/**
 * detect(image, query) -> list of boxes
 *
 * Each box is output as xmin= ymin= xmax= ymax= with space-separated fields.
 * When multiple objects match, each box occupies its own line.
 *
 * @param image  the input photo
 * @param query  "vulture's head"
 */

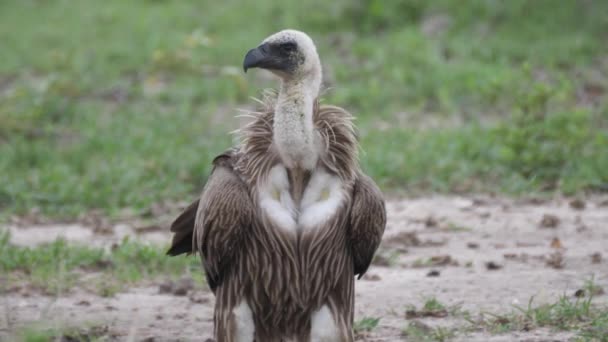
xmin=243 ymin=29 xmax=321 ymax=81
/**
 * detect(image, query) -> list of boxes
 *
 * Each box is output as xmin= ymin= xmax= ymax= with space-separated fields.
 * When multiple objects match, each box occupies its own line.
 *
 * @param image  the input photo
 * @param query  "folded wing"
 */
xmin=349 ymin=173 xmax=386 ymax=279
xmin=167 ymin=153 xmax=253 ymax=291
xmin=167 ymin=199 xmax=199 ymax=256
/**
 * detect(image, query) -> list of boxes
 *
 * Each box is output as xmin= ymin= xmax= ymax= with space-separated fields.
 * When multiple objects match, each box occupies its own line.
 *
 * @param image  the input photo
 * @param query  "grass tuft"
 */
xmin=423 ymin=298 xmax=447 ymax=312
xmin=480 ymin=293 xmax=608 ymax=341
xmin=354 ymin=316 xmax=381 ymax=333
xmin=0 ymin=231 xmax=202 ymax=293
xmin=15 ymin=324 xmax=113 ymax=342
xmin=402 ymin=322 xmax=456 ymax=342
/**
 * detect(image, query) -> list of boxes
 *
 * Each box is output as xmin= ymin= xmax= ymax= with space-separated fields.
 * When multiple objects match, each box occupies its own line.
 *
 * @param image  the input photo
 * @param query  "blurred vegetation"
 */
xmin=1 ymin=0 xmax=607 ymax=218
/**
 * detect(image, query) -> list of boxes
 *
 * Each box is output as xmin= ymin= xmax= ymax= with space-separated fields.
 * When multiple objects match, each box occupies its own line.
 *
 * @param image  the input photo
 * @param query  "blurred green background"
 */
xmin=1 ymin=0 xmax=607 ymax=218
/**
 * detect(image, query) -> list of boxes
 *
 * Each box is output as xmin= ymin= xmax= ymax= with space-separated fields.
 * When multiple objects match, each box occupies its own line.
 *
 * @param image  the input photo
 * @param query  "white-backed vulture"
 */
xmin=167 ymin=29 xmax=386 ymax=342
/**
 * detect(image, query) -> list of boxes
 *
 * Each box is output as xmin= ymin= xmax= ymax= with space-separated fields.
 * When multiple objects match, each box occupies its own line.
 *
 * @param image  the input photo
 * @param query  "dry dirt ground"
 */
xmin=1 ymin=195 xmax=607 ymax=341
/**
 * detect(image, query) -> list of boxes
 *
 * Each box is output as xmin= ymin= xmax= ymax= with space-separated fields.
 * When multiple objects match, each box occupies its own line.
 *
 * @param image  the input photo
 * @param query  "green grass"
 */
xmin=480 ymin=294 xmax=608 ymax=341
xmin=1 ymin=0 xmax=608 ymax=218
xmin=423 ymin=298 xmax=447 ymax=312
xmin=402 ymin=322 xmax=455 ymax=342
xmin=354 ymin=316 xmax=381 ymax=334
xmin=405 ymin=297 xmax=451 ymax=318
xmin=0 ymin=231 xmax=202 ymax=294
xmin=400 ymin=292 xmax=608 ymax=341
xmin=13 ymin=324 xmax=113 ymax=342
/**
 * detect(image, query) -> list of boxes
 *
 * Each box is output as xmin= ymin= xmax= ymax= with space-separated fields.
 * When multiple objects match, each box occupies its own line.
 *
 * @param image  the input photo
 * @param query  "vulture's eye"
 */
xmin=279 ymin=42 xmax=297 ymax=53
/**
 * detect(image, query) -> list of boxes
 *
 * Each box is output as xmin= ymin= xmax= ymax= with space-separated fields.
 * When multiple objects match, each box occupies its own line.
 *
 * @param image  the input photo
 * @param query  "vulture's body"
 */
xmin=168 ymin=30 xmax=386 ymax=342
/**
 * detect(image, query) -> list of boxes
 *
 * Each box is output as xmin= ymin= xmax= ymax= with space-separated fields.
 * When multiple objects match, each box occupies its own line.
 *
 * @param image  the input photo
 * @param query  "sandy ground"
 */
xmin=1 ymin=195 xmax=607 ymax=341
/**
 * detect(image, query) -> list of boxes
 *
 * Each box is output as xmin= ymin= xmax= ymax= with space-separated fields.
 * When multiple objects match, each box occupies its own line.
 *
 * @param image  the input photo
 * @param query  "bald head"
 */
xmin=243 ymin=29 xmax=321 ymax=81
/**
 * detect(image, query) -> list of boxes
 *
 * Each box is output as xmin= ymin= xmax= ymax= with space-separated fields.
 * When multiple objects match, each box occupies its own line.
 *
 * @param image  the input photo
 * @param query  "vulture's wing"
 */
xmin=167 ymin=153 xmax=253 ymax=291
xmin=349 ymin=172 xmax=386 ymax=279
xmin=167 ymin=199 xmax=199 ymax=256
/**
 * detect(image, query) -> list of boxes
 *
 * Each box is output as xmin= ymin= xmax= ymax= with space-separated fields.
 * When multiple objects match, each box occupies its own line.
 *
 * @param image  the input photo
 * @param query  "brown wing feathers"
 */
xmin=349 ymin=173 xmax=386 ymax=279
xmin=167 ymin=150 xmax=253 ymax=292
xmin=194 ymin=164 xmax=253 ymax=291
xmin=166 ymin=199 xmax=198 ymax=256
xmin=166 ymin=150 xmax=239 ymax=257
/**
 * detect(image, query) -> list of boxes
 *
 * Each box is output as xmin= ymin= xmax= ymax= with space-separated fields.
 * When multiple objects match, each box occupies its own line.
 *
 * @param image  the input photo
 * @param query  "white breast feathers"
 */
xmin=259 ymin=166 xmax=298 ymax=233
xmin=259 ymin=166 xmax=345 ymax=234
xmin=299 ymin=169 xmax=345 ymax=229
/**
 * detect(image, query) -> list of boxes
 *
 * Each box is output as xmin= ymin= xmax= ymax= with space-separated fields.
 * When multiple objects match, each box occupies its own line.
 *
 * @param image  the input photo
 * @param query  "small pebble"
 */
xmin=485 ymin=261 xmax=503 ymax=270
xmin=591 ymin=252 xmax=602 ymax=264
xmin=466 ymin=242 xmax=479 ymax=249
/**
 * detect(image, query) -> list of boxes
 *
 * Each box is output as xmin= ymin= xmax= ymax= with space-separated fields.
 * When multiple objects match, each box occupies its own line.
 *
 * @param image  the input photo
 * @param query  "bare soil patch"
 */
xmin=2 ymin=195 xmax=607 ymax=341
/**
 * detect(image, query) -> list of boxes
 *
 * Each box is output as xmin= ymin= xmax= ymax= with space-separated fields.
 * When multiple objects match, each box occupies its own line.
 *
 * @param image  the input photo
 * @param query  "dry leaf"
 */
xmin=569 ymin=198 xmax=586 ymax=210
xmin=546 ymin=252 xmax=564 ymax=269
xmin=550 ymin=237 xmax=564 ymax=249
xmin=540 ymin=214 xmax=560 ymax=228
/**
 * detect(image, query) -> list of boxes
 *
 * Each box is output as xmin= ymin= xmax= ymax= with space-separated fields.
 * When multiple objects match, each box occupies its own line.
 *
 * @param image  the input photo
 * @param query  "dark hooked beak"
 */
xmin=243 ymin=43 xmax=273 ymax=73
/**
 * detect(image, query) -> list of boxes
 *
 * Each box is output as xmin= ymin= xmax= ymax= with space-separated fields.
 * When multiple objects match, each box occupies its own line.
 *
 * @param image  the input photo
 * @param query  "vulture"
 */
xmin=167 ymin=29 xmax=386 ymax=342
